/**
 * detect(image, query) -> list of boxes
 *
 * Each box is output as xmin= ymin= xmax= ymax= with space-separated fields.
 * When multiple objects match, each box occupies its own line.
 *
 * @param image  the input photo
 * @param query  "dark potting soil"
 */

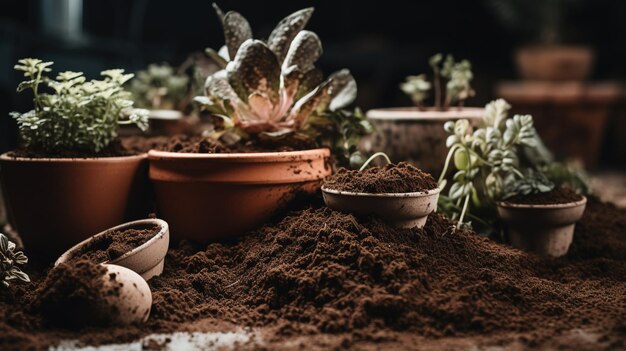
xmin=324 ymin=162 xmax=438 ymax=193
xmin=156 ymin=135 xmax=314 ymax=153
xmin=503 ymin=187 xmax=584 ymax=205
xmin=69 ymin=224 xmax=159 ymax=263
xmin=7 ymin=139 xmax=139 ymax=159
xmin=0 ymin=197 xmax=624 ymax=350
xmin=33 ymin=260 xmax=117 ymax=329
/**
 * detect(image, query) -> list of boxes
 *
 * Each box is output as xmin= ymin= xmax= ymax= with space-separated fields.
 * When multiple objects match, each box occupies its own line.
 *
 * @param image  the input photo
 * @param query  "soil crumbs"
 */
xmin=0 ymin=197 xmax=624 ymax=350
xmin=324 ymin=162 xmax=439 ymax=193
xmin=68 ymin=224 xmax=159 ymax=263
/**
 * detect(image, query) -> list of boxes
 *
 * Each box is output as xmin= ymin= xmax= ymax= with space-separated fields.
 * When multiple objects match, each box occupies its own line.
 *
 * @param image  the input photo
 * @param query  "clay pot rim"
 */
xmin=496 ymin=196 xmax=587 ymax=209
xmin=0 ymin=152 xmax=147 ymax=163
xmin=148 ymin=147 xmax=330 ymax=162
xmin=366 ymin=107 xmax=485 ymax=121
xmin=54 ymin=218 xmax=169 ymax=267
xmin=148 ymin=109 xmax=184 ymax=120
xmin=321 ymin=185 xmax=441 ymax=198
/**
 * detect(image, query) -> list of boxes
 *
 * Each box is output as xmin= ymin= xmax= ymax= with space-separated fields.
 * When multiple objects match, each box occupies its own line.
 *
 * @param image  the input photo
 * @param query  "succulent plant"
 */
xmin=0 ymin=233 xmax=29 ymax=288
xmin=195 ymin=4 xmax=362 ymax=154
xmin=130 ymin=63 xmax=190 ymax=110
xmin=401 ymin=54 xmax=475 ymax=111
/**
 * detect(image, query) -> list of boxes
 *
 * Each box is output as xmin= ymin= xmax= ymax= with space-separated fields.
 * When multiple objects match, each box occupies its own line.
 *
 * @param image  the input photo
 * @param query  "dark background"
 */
xmin=1 ymin=0 xmax=625 ymax=165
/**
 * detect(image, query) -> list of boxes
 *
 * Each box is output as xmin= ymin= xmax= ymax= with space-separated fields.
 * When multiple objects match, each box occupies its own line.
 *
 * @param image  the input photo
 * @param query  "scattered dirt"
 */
xmin=154 ymin=135 xmax=315 ymax=154
xmin=503 ymin=187 xmax=584 ymax=205
xmin=7 ymin=139 xmax=139 ymax=159
xmin=323 ymin=162 xmax=438 ymax=193
xmin=0 ymin=197 xmax=623 ymax=350
xmin=68 ymin=224 xmax=159 ymax=263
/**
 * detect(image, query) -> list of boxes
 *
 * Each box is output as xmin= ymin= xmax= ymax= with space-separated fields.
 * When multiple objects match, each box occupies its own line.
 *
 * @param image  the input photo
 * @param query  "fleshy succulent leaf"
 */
xmin=296 ymin=68 xmax=324 ymax=100
xmin=282 ymin=30 xmax=322 ymax=73
xmin=289 ymin=79 xmax=331 ymax=127
xmin=227 ymin=39 xmax=281 ymax=105
xmin=213 ymin=4 xmax=253 ymax=60
xmin=267 ymin=7 xmax=315 ymax=61
xmin=326 ymin=69 xmax=357 ymax=111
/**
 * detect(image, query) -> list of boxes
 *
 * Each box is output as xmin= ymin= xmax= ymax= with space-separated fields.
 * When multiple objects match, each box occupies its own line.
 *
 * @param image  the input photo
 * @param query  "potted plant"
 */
xmin=438 ymin=98 xmax=587 ymax=256
xmin=367 ymin=54 xmax=483 ymax=174
xmin=148 ymin=5 xmax=370 ymax=242
xmin=321 ymin=153 xmax=441 ymax=228
xmin=129 ymin=63 xmax=193 ymax=135
xmin=485 ymin=0 xmax=593 ymax=81
xmin=0 ymin=59 xmax=149 ymax=260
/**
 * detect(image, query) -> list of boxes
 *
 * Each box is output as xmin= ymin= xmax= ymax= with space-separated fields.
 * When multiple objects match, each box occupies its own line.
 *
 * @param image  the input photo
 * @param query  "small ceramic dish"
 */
xmin=321 ymin=186 xmax=441 ymax=228
xmin=55 ymin=218 xmax=170 ymax=280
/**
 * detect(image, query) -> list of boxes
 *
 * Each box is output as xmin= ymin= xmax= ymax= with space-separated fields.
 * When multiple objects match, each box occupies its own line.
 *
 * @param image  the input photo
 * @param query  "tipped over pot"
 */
xmin=55 ymin=218 xmax=170 ymax=280
xmin=149 ymin=148 xmax=331 ymax=242
xmin=497 ymin=194 xmax=587 ymax=257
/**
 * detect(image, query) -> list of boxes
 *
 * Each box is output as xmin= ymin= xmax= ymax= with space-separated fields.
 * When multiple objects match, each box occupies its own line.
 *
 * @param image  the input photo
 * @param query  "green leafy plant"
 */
xmin=11 ymin=58 xmax=149 ymax=153
xmin=0 ymin=233 xmax=29 ymax=288
xmin=438 ymin=99 xmax=587 ymax=230
xmin=400 ymin=54 xmax=475 ymax=111
xmin=194 ymin=5 xmax=370 ymax=163
xmin=130 ymin=63 xmax=190 ymax=110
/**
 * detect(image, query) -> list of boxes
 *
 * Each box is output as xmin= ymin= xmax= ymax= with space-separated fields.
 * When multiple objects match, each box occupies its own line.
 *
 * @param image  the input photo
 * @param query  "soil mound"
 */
xmin=503 ymin=187 xmax=584 ymax=205
xmin=69 ymin=224 xmax=159 ymax=263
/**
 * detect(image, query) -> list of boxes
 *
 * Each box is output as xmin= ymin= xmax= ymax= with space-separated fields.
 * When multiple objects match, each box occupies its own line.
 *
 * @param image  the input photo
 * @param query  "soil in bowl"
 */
xmin=502 ymin=187 xmax=584 ymax=205
xmin=68 ymin=224 xmax=160 ymax=263
xmin=323 ymin=161 xmax=438 ymax=193
xmin=0 ymin=197 xmax=623 ymax=350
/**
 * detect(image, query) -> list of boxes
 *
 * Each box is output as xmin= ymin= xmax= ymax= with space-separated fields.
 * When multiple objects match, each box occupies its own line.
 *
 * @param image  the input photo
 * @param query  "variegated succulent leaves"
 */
xmin=195 ymin=4 xmax=357 ymax=138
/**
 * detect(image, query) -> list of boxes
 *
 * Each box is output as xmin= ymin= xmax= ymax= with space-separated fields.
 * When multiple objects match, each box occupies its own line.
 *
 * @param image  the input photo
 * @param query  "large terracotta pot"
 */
xmin=148 ymin=148 xmax=331 ymax=242
xmin=0 ymin=153 xmax=149 ymax=261
xmin=497 ymin=196 xmax=587 ymax=257
xmin=515 ymin=45 xmax=594 ymax=81
xmin=366 ymin=107 xmax=484 ymax=175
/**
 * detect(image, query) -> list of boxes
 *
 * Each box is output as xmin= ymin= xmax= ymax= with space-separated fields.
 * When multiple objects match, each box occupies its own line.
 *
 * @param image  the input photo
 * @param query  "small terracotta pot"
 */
xmin=0 ymin=153 xmax=149 ymax=261
xmin=55 ymin=218 xmax=170 ymax=280
xmin=366 ymin=107 xmax=484 ymax=174
xmin=148 ymin=109 xmax=187 ymax=136
xmin=148 ymin=148 xmax=331 ymax=242
xmin=497 ymin=196 xmax=587 ymax=257
xmin=321 ymin=186 xmax=441 ymax=228
xmin=515 ymin=45 xmax=594 ymax=81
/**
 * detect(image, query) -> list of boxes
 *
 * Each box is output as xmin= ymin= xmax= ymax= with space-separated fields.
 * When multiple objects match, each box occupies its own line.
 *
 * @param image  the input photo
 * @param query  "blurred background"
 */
xmin=1 ymin=0 xmax=625 ymax=203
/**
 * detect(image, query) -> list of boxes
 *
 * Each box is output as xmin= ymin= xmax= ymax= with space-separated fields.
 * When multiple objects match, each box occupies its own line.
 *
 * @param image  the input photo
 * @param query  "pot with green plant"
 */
xmin=148 ymin=5 xmax=371 ymax=242
xmin=367 ymin=54 xmax=483 ymax=174
xmin=0 ymin=59 xmax=150 ymax=260
xmin=486 ymin=0 xmax=593 ymax=81
xmin=321 ymin=153 xmax=441 ymax=228
xmin=130 ymin=63 xmax=193 ymax=135
xmin=438 ymin=98 xmax=587 ymax=256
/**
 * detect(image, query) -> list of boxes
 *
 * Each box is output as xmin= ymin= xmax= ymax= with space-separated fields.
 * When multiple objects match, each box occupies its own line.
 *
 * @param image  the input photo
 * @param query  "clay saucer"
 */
xmin=321 ymin=186 xmax=441 ymax=228
xmin=55 ymin=218 xmax=170 ymax=280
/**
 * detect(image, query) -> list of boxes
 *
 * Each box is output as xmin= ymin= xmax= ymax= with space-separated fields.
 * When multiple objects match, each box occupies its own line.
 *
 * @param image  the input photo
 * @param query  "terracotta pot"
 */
xmin=321 ymin=186 xmax=440 ymax=228
xmin=515 ymin=45 xmax=594 ymax=81
xmin=366 ymin=107 xmax=484 ymax=175
xmin=497 ymin=196 xmax=587 ymax=257
xmin=55 ymin=218 xmax=170 ymax=280
xmin=148 ymin=148 xmax=331 ymax=242
xmin=148 ymin=109 xmax=188 ymax=136
xmin=0 ymin=153 xmax=149 ymax=261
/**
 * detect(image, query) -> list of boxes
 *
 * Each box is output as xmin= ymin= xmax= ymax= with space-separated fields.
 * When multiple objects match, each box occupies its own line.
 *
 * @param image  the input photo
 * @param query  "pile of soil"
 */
xmin=324 ymin=162 xmax=438 ymax=193
xmin=8 ymin=139 xmax=139 ymax=159
xmin=503 ymin=187 xmax=584 ymax=205
xmin=33 ymin=260 xmax=116 ymax=328
xmin=68 ymin=224 xmax=159 ymax=263
xmin=0 ymin=197 xmax=623 ymax=350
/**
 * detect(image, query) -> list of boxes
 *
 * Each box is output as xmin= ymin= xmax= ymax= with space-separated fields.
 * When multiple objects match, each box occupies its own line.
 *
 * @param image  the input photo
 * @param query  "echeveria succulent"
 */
xmin=196 ymin=5 xmax=357 ymax=138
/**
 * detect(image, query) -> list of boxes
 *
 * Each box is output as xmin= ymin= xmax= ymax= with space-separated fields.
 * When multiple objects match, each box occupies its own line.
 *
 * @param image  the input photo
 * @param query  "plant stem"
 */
xmin=359 ymin=152 xmax=392 ymax=171
xmin=434 ymin=72 xmax=441 ymax=110
xmin=456 ymin=193 xmax=471 ymax=230
xmin=438 ymin=144 xmax=461 ymax=184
